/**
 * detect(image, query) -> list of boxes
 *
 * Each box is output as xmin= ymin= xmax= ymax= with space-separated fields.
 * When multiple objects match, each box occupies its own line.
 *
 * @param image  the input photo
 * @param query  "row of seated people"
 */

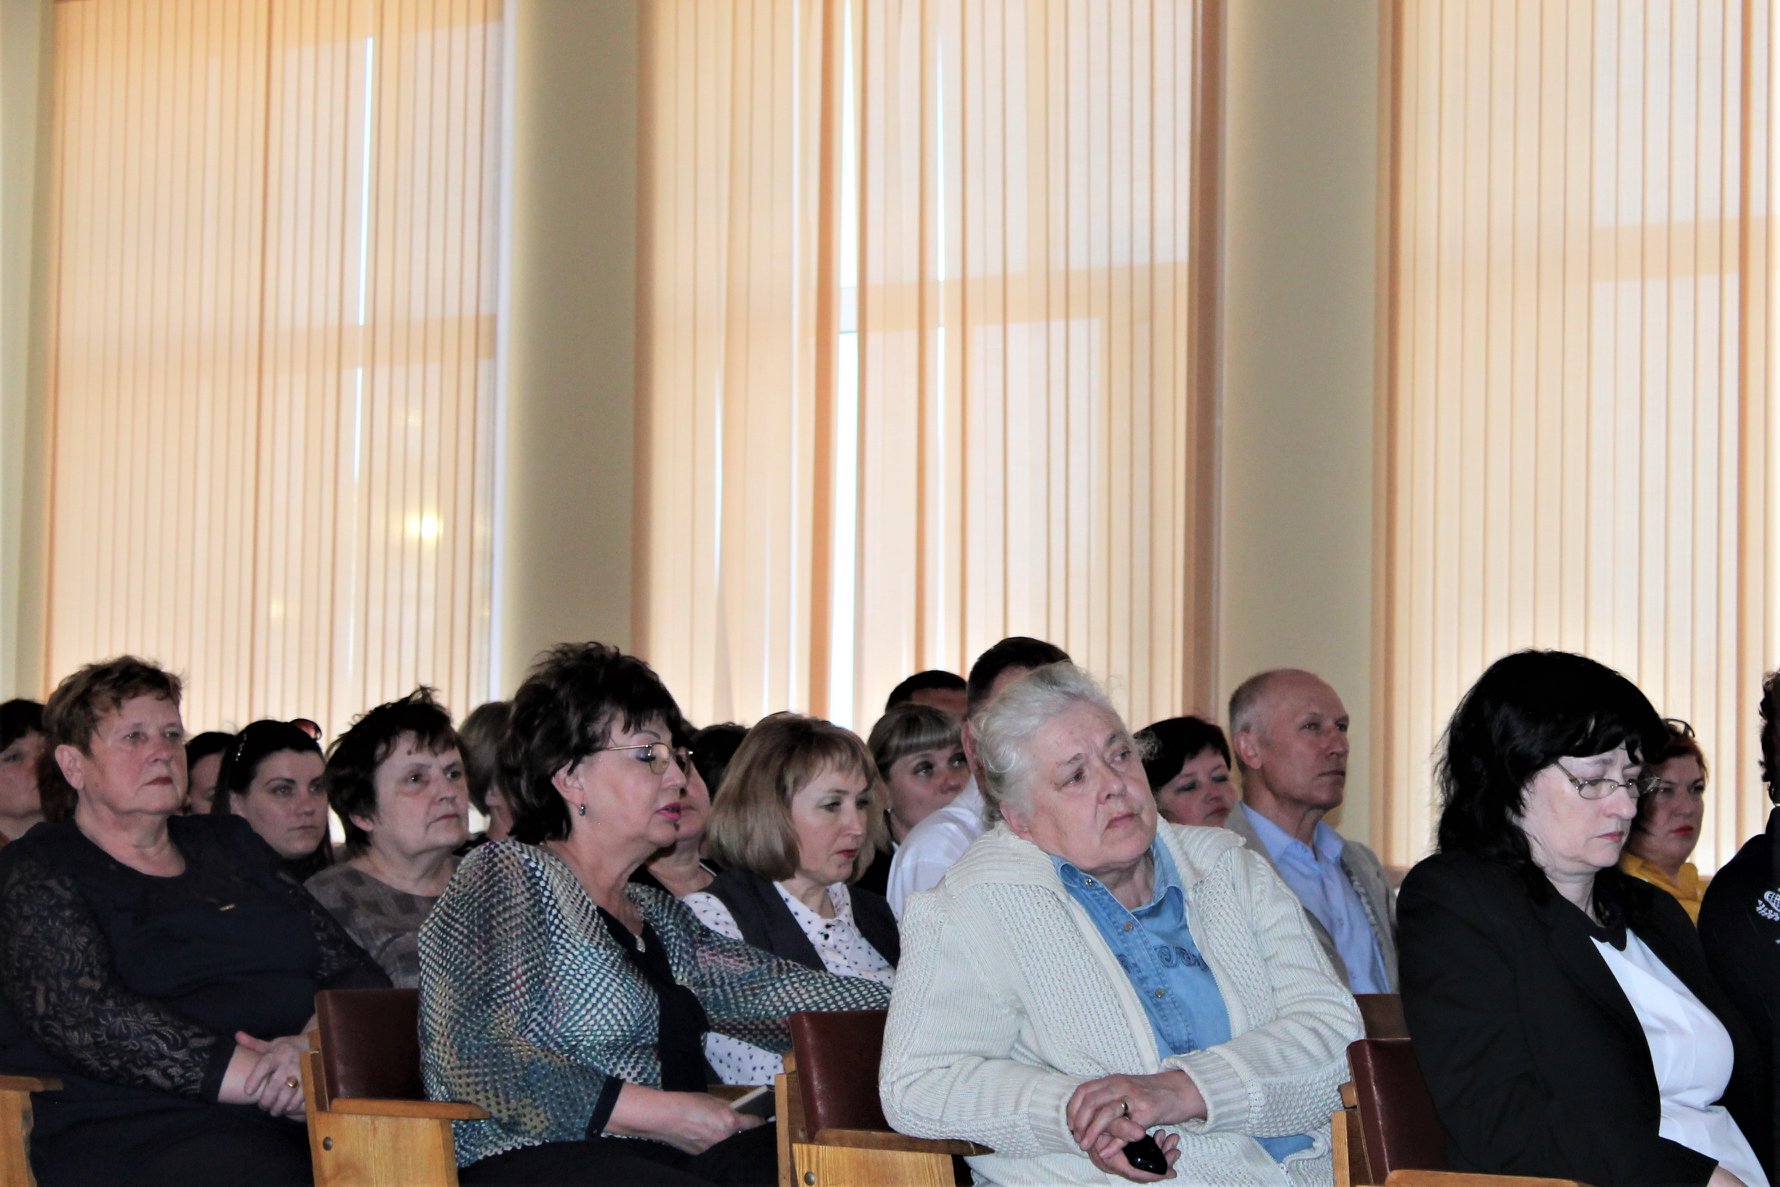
xmin=0 ymin=640 xmax=1773 ymax=1185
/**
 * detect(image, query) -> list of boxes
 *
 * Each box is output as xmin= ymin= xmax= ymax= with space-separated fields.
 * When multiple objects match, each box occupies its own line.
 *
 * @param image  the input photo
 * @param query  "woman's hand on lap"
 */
xmin=648 ymin=1092 xmax=762 ymax=1155
xmin=1067 ymin=1070 xmax=1202 ymax=1158
xmin=236 ymin=1031 xmax=309 ymax=1119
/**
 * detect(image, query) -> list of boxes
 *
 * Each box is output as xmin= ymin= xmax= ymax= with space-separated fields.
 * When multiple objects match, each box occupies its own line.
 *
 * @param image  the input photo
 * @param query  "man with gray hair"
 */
xmin=1223 ymin=668 xmax=1397 ymax=992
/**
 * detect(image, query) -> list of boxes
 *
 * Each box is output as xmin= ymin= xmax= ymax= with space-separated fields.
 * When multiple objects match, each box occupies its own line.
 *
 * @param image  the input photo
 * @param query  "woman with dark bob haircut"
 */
xmin=0 ymin=656 xmax=386 ymax=1186
xmin=1137 ymin=715 xmax=1236 ymax=828
xmin=0 ymin=698 xmax=46 ymax=843
xmin=1400 ymin=650 xmax=1771 ymax=1187
xmin=418 ymin=643 xmax=887 ymax=1186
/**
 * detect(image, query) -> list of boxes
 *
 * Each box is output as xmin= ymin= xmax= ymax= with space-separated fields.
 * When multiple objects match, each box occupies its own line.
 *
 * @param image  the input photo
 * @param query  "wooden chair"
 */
xmin=302 ymin=988 xmax=488 ymax=1187
xmin=775 ymin=1009 xmax=988 ymax=1187
xmin=1333 ymin=1036 xmax=1591 ymax=1187
xmin=0 ymin=1073 xmax=59 ymax=1187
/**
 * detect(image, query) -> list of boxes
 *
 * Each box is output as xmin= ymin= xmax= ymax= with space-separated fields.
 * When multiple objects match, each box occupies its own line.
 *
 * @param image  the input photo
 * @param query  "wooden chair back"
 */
xmin=304 ymin=987 xmax=487 ymax=1187
xmin=1333 ymin=1035 xmax=1594 ymax=1187
xmin=1348 ymin=1037 xmax=1445 ymax=1178
xmin=0 ymin=1074 xmax=60 ymax=1187
xmin=775 ymin=1009 xmax=987 ymax=1187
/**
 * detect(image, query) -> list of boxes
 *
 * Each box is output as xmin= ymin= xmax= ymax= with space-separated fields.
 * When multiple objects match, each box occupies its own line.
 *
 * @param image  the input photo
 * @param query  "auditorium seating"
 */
xmin=777 ymin=1008 xmax=987 ymax=1187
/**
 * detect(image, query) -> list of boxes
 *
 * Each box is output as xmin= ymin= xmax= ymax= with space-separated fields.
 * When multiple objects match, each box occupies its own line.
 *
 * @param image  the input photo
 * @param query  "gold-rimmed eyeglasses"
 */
xmin=589 ymin=742 xmax=692 ymax=776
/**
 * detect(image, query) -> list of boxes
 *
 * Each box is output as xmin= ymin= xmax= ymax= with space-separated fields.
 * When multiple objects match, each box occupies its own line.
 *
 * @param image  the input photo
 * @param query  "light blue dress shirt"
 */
xmin=1051 ymin=836 xmax=1314 ymax=1162
xmin=1239 ymin=805 xmax=1391 ymax=994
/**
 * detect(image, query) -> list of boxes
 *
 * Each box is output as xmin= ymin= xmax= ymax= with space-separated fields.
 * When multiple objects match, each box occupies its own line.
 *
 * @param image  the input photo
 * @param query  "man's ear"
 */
xmin=1233 ymin=728 xmax=1264 ymax=772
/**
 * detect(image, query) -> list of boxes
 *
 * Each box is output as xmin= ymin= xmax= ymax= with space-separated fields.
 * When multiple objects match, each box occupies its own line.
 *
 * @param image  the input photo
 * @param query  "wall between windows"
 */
xmin=1220 ymin=1 xmax=1382 ymax=845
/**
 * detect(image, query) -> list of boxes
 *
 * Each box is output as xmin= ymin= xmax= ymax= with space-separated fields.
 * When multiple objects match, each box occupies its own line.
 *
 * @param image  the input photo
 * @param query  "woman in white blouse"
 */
xmin=687 ymin=713 xmax=898 ymax=1083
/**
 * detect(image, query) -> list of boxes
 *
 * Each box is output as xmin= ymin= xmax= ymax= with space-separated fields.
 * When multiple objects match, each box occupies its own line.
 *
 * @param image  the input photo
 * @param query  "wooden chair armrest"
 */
xmin=326 ymin=1096 xmax=489 ymax=1121
xmin=0 ymin=1075 xmax=60 ymax=1093
xmin=1384 ymin=1172 xmax=1593 ymax=1187
xmin=1339 ymin=1080 xmax=1356 ymax=1108
xmin=810 ymin=1127 xmax=990 ymax=1157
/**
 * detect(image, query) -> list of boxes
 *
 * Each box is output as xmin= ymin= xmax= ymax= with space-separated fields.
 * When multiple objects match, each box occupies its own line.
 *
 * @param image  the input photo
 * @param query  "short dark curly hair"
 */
xmin=325 ymin=688 xmax=459 ymax=856
xmin=1759 ymin=670 xmax=1780 ymax=805
xmin=504 ymin=643 xmax=685 ymax=845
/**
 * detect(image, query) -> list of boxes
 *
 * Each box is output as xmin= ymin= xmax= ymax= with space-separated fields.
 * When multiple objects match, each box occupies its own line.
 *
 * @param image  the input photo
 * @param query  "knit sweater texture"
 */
xmin=880 ymin=822 xmax=1360 ymax=1186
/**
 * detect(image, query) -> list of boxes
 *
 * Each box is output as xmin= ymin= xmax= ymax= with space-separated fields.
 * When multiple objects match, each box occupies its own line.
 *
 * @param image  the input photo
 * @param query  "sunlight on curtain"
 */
xmin=639 ymin=0 xmax=1221 ymax=733
xmin=44 ymin=0 xmax=502 ymax=741
xmin=1378 ymin=0 xmax=1775 ymax=872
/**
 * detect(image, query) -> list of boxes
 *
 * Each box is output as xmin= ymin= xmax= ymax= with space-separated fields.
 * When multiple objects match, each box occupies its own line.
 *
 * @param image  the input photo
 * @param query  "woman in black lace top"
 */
xmin=0 ymin=657 xmax=388 ymax=1187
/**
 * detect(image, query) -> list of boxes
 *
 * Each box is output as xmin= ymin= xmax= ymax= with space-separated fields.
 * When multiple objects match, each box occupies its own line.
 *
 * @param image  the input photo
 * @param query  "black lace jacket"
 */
xmin=0 ymin=814 xmax=386 ymax=1106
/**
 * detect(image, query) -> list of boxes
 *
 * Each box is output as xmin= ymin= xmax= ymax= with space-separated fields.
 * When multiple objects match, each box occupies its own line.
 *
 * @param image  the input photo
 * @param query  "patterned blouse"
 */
xmin=306 ymin=861 xmax=453 ymax=988
xmin=417 ymin=840 xmax=890 ymax=1168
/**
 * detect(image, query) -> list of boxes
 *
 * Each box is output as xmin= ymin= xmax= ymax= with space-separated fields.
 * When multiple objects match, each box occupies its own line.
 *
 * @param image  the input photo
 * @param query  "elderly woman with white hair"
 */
xmin=880 ymin=663 xmax=1361 ymax=1186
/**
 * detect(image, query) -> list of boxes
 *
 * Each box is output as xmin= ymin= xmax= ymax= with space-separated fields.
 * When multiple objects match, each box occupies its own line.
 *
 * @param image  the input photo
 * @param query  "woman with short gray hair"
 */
xmin=881 ymin=662 xmax=1360 ymax=1186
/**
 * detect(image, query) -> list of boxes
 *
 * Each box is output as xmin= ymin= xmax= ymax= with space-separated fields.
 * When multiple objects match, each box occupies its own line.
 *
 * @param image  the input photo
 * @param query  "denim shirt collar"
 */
xmin=1048 ymin=833 xmax=1183 ymax=914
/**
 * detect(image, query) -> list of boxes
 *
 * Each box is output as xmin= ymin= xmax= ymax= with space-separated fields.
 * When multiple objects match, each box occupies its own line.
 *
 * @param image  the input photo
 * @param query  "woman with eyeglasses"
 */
xmin=1400 ymin=650 xmax=1769 ymax=1187
xmin=418 ymin=643 xmax=888 ymax=1186
xmin=1618 ymin=719 xmax=1711 ymax=923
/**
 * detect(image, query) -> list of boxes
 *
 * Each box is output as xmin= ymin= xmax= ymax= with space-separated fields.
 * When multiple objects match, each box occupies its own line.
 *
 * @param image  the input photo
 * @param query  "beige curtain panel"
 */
xmin=637 ymin=0 xmax=1223 ymax=732
xmin=1377 ymin=0 xmax=1776 ymax=871
xmin=43 ymin=0 xmax=503 ymax=740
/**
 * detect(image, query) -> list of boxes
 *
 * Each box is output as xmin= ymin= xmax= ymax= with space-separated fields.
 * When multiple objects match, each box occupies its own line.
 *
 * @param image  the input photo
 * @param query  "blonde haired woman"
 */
xmin=686 ymin=713 xmax=898 ymax=1084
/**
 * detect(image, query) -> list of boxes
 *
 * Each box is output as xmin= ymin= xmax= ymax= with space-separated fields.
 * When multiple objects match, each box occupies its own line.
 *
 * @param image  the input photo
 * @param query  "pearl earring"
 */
xmin=576 ymin=802 xmax=587 ymax=817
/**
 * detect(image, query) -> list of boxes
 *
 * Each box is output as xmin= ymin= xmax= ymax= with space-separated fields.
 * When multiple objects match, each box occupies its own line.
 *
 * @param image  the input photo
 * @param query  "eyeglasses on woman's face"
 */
xmin=589 ymin=741 xmax=692 ymax=776
xmin=1551 ymin=761 xmax=1654 ymax=801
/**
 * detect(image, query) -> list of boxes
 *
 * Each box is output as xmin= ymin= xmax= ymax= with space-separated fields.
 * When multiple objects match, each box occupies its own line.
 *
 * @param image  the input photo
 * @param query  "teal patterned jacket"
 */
xmin=418 ymin=840 xmax=890 ymax=1167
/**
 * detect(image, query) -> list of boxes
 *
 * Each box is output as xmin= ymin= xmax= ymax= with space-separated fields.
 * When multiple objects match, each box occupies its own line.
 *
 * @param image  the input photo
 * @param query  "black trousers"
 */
xmin=461 ymin=1124 xmax=778 ymax=1187
xmin=35 ymin=1107 xmax=311 ymax=1187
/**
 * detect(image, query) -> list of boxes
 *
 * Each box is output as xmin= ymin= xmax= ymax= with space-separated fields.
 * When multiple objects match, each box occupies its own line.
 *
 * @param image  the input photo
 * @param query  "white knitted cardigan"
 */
xmin=880 ymin=822 xmax=1361 ymax=1187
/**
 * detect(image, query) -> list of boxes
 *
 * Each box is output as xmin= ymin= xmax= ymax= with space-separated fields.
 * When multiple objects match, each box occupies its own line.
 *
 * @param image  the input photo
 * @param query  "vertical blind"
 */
xmin=1378 ymin=0 xmax=1775 ymax=871
xmin=44 ymin=0 xmax=502 ymax=740
xmin=638 ymin=0 xmax=1222 ymax=733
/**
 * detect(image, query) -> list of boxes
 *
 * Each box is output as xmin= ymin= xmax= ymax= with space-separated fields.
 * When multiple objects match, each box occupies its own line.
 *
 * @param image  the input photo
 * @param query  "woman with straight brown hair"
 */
xmin=686 ymin=713 xmax=898 ymax=1084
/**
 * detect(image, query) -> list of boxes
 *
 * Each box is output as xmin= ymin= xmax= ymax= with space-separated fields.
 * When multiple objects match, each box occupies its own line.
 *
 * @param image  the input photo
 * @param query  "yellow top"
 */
xmin=1617 ymin=852 xmax=1706 ymax=924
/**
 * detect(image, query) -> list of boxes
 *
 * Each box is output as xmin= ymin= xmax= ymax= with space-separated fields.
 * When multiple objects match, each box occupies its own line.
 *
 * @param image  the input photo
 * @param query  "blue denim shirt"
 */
xmin=1239 ymin=805 xmax=1391 ymax=994
xmin=1051 ymin=836 xmax=1315 ymax=1162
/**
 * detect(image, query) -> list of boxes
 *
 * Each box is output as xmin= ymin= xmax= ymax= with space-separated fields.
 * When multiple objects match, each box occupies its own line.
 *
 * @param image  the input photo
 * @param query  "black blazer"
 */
xmin=1399 ymin=851 xmax=1771 ymax=1187
xmin=704 ymin=867 xmax=900 ymax=972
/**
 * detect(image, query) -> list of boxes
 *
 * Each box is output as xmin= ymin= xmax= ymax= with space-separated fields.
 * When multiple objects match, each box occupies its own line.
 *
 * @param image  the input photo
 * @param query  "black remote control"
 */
xmin=1124 ymin=1133 xmax=1166 ymax=1175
